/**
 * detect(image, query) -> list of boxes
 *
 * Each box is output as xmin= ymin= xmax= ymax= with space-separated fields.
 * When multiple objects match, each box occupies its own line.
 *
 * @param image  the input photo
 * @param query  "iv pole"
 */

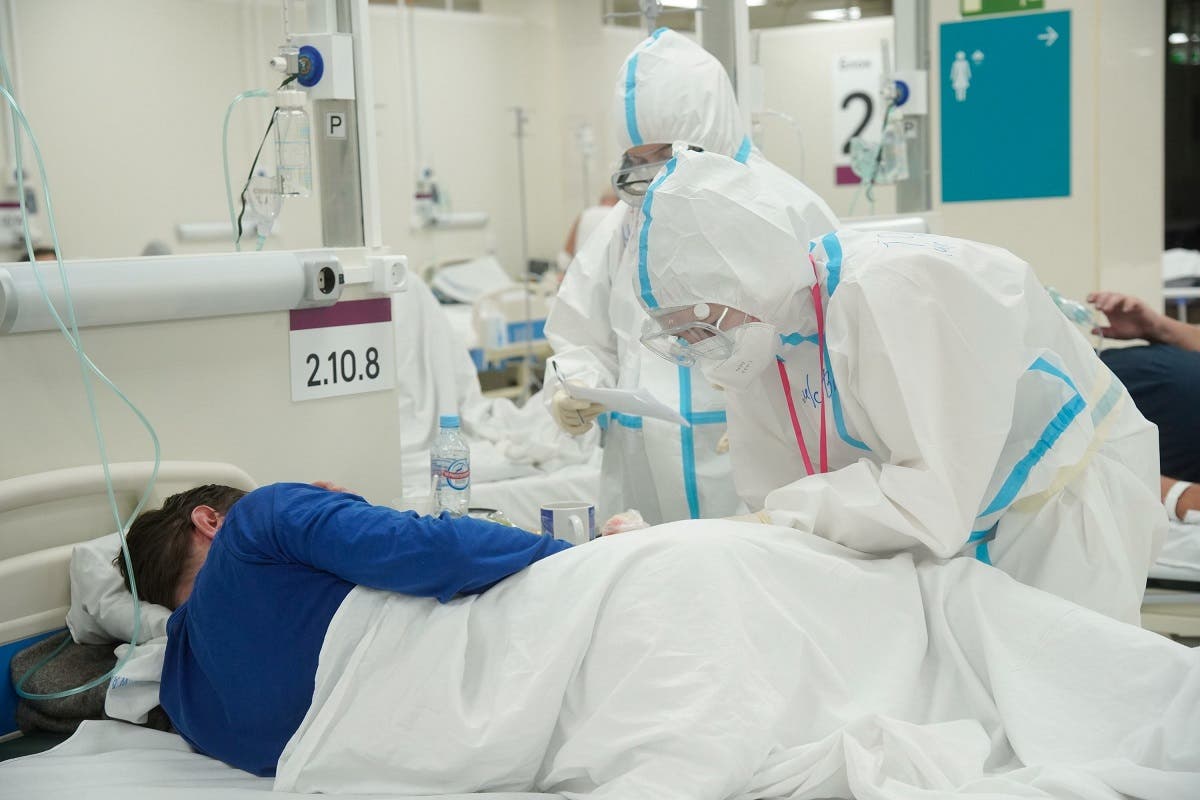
xmin=511 ymin=106 xmax=534 ymax=404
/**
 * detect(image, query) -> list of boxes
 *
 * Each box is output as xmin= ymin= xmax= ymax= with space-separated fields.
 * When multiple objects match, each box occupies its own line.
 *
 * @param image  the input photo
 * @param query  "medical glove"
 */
xmin=551 ymin=389 xmax=606 ymax=436
xmin=600 ymin=509 xmax=650 ymax=536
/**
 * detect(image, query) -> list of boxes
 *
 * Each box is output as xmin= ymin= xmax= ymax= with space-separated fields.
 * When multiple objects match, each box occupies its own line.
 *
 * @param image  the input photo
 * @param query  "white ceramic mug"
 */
xmin=540 ymin=501 xmax=596 ymax=544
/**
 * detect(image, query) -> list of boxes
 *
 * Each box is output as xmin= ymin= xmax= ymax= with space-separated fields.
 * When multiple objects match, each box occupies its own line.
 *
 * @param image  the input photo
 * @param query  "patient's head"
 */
xmin=114 ymin=484 xmax=246 ymax=610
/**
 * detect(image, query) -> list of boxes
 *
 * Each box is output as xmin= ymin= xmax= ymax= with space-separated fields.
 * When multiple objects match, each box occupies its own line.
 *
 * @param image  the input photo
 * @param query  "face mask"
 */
xmin=698 ymin=322 xmax=777 ymax=392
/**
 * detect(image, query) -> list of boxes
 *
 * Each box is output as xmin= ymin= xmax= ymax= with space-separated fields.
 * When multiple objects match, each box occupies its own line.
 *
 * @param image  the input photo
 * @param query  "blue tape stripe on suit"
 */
xmin=636 ymin=158 xmax=677 ymax=310
xmin=679 ymin=366 xmax=701 ymax=519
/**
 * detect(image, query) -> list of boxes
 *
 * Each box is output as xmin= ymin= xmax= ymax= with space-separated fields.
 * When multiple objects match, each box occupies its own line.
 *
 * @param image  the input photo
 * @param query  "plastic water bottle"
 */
xmin=431 ymin=415 xmax=470 ymax=516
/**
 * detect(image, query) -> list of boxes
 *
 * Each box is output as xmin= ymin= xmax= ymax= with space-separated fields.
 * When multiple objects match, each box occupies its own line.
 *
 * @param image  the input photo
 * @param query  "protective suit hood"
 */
xmin=634 ymin=149 xmax=817 ymax=328
xmin=613 ymin=29 xmax=750 ymax=159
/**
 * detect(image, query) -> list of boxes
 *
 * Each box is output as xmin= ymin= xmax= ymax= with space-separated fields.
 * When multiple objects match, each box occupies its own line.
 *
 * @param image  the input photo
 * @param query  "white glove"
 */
xmin=601 ymin=509 xmax=650 ymax=536
xmin=715 ymin=431 xmax=730 ymax=454
xmin=551 ymin=389 xmax=606 ymax=436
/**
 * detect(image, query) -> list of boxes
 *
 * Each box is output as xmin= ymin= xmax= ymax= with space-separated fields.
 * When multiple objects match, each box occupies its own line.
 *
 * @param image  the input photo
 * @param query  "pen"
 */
xmin=552 ymin=362 xmax=587 ymax=426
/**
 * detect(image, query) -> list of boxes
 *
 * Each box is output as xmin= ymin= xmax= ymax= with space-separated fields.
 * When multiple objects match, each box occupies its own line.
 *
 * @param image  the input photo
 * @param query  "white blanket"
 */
xmin=1152 ymin=520 xmax=1200 ymax=582
xmin=276 ymin=523 xmax=1200 ymax=799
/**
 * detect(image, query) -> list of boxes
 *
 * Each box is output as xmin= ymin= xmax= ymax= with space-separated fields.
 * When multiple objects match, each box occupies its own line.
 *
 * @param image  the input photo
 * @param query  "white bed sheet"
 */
xmin=0 ymin=721 xmax=557 ymax=800
xmin=1150 ymin=520 xmax=1200 ymax=582
xmin=442 ymin=303 xmax=479 ymax=351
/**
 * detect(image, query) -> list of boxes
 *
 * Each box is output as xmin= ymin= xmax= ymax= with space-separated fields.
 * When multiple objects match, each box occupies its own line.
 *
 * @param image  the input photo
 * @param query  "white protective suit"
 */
xmin=636 ymin=150 xmax=1165 ymax=623
xmin=546 ymin=28 xmax=837 ymax=524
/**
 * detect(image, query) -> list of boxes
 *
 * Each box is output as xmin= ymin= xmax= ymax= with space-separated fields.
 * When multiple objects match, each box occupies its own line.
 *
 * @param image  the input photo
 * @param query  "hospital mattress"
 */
xmin=0 ymin=720 xmax=558 ymax=800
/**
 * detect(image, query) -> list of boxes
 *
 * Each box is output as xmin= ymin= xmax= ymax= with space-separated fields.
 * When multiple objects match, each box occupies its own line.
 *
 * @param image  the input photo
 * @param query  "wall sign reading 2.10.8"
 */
xmin=304 ymin=347 xmax=382 ymax=388
xmin=289 ymin=298 xmax=396 ymax=402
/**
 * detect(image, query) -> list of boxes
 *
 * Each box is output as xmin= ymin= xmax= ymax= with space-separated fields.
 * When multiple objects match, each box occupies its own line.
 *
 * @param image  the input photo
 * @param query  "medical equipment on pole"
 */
xmin=273 ymin=89 xmax=313 ymax=198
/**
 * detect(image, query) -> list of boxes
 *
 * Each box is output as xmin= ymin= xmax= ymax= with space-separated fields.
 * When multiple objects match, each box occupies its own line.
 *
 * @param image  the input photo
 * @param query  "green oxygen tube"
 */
xmin=0 ymin=47 xmax=161 ymax=701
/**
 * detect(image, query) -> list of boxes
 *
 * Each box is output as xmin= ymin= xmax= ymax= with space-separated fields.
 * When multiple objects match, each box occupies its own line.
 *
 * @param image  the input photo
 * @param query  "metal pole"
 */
xmin=641 ymin=0 xmax=661 ymax=34
xmin=310 ymin=0 xmax=366 ymax=247
xmin=511 ymin=106 xmax=534 ymax=404
xmin=894 ymin=0 xmax=932 ymax=212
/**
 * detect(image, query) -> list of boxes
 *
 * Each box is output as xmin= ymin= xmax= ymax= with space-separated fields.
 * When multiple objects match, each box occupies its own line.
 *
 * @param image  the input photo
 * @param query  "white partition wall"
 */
xmin=0 ymin=285 xmax=406 ymax=507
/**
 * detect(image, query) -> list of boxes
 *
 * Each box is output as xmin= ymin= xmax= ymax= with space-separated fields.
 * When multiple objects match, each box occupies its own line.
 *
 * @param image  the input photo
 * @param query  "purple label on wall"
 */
xmin=289 ymin=298 xmax=392 ymax=331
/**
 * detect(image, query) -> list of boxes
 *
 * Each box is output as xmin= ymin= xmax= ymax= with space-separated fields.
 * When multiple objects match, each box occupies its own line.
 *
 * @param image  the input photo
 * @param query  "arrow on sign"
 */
xmin=1037 ymin=26 xmax=1059 ymax=47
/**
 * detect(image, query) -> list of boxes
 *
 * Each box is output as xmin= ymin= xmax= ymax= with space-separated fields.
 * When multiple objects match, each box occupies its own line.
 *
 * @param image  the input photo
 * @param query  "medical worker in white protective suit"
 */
xmin=546 ymin=28 xmax=838 ymax=524
xmin=635 ymin=148 xmax=1165 ymax=623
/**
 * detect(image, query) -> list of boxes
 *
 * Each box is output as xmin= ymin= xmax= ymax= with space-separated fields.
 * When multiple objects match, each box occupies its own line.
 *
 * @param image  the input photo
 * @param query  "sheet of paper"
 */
xmin=564 ymin=382 xmax=691 ymax=427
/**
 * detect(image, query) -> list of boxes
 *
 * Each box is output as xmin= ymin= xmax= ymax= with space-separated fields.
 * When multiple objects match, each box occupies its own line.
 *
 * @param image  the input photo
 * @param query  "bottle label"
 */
xmin=432 ymin=457 xmax=470 ymax=491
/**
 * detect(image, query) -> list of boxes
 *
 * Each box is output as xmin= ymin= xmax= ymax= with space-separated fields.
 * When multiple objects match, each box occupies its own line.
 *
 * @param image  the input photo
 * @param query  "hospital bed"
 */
xmin=423 ymin=255 xmax=555 ymax=397
xmin=1161 ymin=248 xmax=1200 ymax=321
xmin=0 ymin=462 xmax=255 ymax=747
xmin=1141 ymin=520 xmax=1200 ymax=641
xmin=0 ymin=460 xmax=561 ymax=799
xmin=1 ymin=461 xmax=1195 ymax=798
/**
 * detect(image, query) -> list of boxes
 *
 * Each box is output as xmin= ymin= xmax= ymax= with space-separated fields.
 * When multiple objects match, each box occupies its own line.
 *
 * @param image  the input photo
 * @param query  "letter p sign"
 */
xmin=326 ymin=112 xmax=347 ymax=139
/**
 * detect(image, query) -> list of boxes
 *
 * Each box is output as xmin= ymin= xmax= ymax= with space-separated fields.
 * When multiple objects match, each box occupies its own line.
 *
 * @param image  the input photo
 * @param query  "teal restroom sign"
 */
xmin=940 ymin=10 xmax=1070 ymax=202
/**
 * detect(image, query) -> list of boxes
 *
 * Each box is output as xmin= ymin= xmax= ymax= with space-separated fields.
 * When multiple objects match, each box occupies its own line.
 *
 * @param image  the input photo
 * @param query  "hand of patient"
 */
xmin=1087 ymin=292 xmax=1163 ymax=342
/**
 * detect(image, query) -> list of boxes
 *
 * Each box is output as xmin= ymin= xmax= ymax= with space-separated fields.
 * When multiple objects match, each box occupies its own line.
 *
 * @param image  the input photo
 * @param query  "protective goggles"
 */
xmin=611 ymin=157 xmax=673 ymax=204
xmin=639 ymin=303 xmax=756 ymax=367
xmin=611 ymin=144 xmax=703 ymax=204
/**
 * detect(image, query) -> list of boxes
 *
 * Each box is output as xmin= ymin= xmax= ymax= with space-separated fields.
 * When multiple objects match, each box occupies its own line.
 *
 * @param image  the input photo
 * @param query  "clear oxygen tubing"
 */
xmin=0 ymin=50 xmax=161 ymax=700
xmin=222 ymin=88 xmax=271 ymax=251
xmin=847 ymin=101 xmax=895 ymax=218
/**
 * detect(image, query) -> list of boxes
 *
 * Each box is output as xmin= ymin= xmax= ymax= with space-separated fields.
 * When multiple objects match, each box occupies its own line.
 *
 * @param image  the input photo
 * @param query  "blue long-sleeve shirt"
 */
xmin=160 ymin=483 xmax=571 ymax=776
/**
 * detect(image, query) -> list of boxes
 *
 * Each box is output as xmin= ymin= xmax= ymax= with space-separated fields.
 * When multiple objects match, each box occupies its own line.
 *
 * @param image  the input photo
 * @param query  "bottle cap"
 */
xmin=275 ymin=88 xmax=308 ymax=109
xmin=439 ymin=415 xmax=460 ymax=429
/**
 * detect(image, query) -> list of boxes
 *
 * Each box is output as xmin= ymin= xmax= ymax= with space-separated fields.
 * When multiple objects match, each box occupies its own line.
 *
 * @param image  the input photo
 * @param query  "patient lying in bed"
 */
xmin=116 ymin=482 xmax=572 ymax=776
xmin=123 ymin=485 xmax=1200 ymax=799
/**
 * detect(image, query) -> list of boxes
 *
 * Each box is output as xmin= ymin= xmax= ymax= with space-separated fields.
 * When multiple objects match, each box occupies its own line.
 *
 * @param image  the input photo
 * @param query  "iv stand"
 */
xmin=511 ymin=106 xmax=534 ymax=404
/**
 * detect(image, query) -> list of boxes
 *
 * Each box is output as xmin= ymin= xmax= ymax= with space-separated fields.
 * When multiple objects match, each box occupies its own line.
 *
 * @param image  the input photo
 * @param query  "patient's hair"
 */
xmin=113 ymin=484 xmax=247 ymax=609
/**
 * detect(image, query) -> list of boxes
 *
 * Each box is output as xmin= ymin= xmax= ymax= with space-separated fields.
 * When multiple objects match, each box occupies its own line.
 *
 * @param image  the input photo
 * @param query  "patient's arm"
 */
xmin=242 ymin=484 xmax=572 ymax=602
xmin=1089 ymin=291 xmax=1200 ymax=351
xmin=1162 ymin=475 xmax=1200 ymax=521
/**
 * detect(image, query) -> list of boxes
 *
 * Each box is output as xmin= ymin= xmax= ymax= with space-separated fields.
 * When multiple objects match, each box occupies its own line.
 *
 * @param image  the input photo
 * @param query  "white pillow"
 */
xmin=106 ymin=637 xmax=169 ymax=724
xmin=66 ymin=532 xmax=172 ymax=646
xmin=431 ymin=255 xmax=516 ymax=303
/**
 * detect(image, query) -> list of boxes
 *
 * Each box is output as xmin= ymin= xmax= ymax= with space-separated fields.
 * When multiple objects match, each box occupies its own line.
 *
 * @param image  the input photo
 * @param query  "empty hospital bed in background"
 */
xmin=423 ymin=254 xmax=556 ymax=398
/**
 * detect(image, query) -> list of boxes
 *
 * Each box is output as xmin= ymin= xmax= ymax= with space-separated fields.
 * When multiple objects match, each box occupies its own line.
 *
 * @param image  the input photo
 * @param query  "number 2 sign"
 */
xmin=832 ymin=52 xmax=883 ymax=186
